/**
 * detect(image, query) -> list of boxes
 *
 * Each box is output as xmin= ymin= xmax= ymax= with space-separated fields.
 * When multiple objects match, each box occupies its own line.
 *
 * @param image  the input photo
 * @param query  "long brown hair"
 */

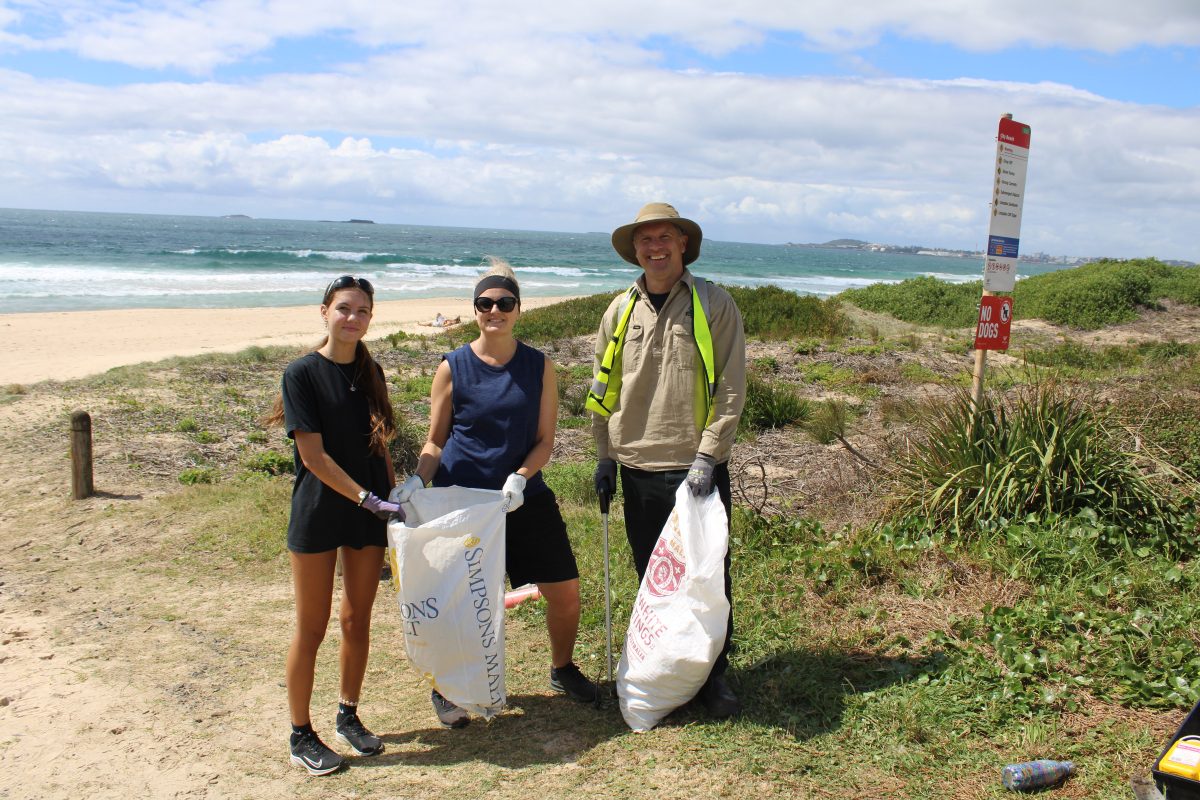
xmin=264 ymin=282 xmax=396 ymax=456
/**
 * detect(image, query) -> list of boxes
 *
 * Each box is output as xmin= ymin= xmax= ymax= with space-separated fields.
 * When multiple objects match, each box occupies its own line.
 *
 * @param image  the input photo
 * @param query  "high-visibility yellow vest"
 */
xmin=587 ymin=278 xmax=716 ymax=429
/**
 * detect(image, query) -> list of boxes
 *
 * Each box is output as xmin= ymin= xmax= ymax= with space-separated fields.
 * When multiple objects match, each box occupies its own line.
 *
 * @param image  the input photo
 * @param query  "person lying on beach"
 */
xmin=266 ymin=274 xmax=401 ymax=776
xmin=419 ymin=313 xmax=462 ymax=328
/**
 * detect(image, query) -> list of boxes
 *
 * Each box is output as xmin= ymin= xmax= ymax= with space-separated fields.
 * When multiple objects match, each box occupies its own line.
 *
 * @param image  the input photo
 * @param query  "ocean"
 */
xmin=0 ymin=207 xmax=1059 ymax=313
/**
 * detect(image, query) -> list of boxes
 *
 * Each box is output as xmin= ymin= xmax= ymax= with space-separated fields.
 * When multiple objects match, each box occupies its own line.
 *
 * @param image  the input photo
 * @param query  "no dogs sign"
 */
xmin=974 ymin=296 xmax=1012 ymax=351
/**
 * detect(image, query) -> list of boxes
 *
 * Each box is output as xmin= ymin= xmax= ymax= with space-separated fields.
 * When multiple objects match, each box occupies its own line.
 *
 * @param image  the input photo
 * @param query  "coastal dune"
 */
xmin=1 ymin=296 xmax=576 ymax=385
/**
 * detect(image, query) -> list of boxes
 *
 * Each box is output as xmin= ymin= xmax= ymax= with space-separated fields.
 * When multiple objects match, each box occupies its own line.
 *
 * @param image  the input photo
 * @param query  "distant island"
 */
xmin=347 ymin=219 xmax=375 ymax=224
xmin=221 ymin=214 xmax=252 ymax=219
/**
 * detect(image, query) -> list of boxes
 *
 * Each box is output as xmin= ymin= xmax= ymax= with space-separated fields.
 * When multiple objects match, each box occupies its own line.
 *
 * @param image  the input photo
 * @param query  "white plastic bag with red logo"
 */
xmin=616 ymin=482 xmax=730 ymax=731
xmin=386 ymin=486 xmax=508 ymax=720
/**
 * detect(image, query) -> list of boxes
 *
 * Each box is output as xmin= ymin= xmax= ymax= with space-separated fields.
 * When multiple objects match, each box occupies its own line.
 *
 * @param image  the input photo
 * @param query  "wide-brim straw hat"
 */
xmin=611 ymin=202 xmax=703 ymax=266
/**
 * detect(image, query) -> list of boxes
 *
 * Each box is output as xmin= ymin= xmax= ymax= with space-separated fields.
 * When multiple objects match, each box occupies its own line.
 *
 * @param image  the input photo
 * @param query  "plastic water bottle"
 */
xmin=1001 ymin=759 xmax=1075 ymax=791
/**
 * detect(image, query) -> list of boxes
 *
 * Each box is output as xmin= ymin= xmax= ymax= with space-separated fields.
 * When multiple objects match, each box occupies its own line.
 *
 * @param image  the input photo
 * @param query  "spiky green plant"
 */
xmin=892 ymin=380 xmax=1167 ymax=534
xmin=739 ymin=372 xmax=812 ymax=433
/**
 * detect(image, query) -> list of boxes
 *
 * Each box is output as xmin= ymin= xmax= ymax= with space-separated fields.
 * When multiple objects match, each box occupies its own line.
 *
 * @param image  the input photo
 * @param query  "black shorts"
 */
xmin=286 ymin=491 xmax=389 ymax=554
xmin=504 ymin=489 xmax=579 ymax=587
xmin=287 ymin=521 xmax=388 ymax=554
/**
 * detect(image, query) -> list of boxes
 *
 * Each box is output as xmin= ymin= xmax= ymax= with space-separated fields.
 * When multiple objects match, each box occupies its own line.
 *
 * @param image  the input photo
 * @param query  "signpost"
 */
xmin=970 ymin=115 xmax=1031 ymax=419
xmin=984 ymin=117 xmax=1032 ymax=293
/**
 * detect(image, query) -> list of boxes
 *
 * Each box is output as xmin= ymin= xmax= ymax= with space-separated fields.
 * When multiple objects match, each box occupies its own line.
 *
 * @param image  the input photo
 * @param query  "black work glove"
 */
xmin=594 ymin=458 xmax=616 ymax=499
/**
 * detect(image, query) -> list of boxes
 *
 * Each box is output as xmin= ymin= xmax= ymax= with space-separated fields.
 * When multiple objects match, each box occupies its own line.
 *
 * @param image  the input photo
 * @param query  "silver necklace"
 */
xmin=332 ymin=359 xmax=361 ymax=392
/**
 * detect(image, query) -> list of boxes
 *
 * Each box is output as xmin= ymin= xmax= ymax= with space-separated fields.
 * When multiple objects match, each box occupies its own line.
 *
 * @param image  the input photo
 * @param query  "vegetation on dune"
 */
xmin=890 ymin=380 xmax=1179 ymax=535
xmin=514 ymin=285 xmax=853 ymax=345
xmin=840 ymin=257 xmax=1200 ymax=330
xmin=1017 ymin=258 xmax=1200 ymax=328
xmin=38 ymin=271 xmax=1200 ymax=798
xmin=839 ymin=274 xmax=982 ymax=328
xmin=724 ymin=284 xmax=850 ymax=340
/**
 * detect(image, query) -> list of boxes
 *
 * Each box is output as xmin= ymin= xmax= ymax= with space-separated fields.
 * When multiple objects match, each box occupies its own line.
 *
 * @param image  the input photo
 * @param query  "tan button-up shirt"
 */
xmin=591 ymin=269 xmax=746 ymax=471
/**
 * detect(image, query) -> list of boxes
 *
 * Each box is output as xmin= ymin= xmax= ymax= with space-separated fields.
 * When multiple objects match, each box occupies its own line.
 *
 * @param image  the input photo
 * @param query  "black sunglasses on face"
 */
xmin=325 ymin=275 xmax=374 ymax=297
xmin=474 ymin=296 xmax=518 ymax=313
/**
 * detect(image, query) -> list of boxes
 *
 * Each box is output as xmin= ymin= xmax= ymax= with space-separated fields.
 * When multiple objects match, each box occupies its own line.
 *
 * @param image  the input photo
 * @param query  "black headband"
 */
xmin=474 ymin=275 xmax=520 ymax=300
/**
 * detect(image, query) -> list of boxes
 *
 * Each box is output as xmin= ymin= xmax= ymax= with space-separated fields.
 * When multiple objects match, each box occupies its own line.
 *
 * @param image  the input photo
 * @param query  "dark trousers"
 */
xmin=619 ymin=462 xmax=734 ymax=679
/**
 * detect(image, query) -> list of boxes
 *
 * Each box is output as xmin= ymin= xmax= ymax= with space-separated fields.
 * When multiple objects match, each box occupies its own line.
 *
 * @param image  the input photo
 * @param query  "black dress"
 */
xmin=281 ymin=352 xmax=390 ymax=553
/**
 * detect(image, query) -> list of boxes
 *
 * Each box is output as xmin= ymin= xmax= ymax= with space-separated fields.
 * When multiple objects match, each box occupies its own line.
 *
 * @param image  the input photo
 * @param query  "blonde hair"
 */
xmin=480 ymin=256 xmax=519 ymax=288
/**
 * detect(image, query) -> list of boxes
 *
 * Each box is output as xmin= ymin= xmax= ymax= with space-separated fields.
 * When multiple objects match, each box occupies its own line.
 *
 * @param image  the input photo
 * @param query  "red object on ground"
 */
xmin=504 ymin=584 xmax=541 ymax=608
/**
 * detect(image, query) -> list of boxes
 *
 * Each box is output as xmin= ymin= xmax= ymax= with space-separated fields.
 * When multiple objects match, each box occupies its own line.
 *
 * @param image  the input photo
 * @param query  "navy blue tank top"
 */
xmin=434 ymin=341 xmax=549 ymax=497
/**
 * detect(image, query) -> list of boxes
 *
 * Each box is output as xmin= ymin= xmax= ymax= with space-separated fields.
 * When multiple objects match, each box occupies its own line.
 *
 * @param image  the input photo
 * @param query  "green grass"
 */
xmin=797 ymin=362 xmax=859 ymax=388
xmin=161 ymin=473 xmax=291 ymax=565
xmin=1021 ymin=338 xmax=1198 ymax=373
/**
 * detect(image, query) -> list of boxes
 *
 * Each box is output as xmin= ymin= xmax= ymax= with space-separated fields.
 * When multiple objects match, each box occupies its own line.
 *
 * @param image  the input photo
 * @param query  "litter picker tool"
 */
xmin=600 ymin=483 xmax=614 ymax=683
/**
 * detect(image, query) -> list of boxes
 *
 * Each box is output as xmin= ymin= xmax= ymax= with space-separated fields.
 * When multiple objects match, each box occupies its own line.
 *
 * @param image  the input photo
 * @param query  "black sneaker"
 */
xmin=697 ymin=675 xmax=742 ymax=719
xmin=550 ymin=662 xmax=600 ymax=704
xmin=431 ymin=690 xmax=470 ymax=729
xmin=335 ymin=711 xmax=384 ymax=756
xmin=289 ymin=729 xmax=345 ymax=776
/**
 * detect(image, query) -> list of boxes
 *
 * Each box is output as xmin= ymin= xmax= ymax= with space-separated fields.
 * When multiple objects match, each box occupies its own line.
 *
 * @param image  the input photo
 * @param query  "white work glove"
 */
xmin=501 ymin=473 xmax=527 ymax=512
xmin=391 ymin=474 xmax=425 ymax=505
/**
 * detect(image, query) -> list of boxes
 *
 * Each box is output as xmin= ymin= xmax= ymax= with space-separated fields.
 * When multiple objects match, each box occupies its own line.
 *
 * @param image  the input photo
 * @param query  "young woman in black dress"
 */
xmin=268 ymin=275 xmax=400 ymax=775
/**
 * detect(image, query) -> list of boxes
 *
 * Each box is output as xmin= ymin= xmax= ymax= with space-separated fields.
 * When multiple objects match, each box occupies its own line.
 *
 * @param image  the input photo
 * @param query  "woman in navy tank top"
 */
xmin=397 ymin=258 xmax=601 ymax=728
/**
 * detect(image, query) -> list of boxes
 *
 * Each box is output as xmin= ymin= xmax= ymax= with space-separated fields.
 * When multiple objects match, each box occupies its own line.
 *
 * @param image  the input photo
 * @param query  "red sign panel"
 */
xmin=974 ymin=296 xmax=1012 ymax=351
xmin=997 ymin=117 xmax=1031 ymax=149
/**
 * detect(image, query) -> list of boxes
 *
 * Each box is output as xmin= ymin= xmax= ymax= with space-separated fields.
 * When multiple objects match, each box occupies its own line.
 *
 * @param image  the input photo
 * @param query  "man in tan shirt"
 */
xmin=591 ymin=202 xmax=747 ymax=718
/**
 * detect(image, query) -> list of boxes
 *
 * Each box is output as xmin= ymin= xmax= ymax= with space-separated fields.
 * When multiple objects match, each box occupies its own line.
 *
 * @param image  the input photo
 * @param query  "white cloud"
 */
xmin=0 ymin=3 xmax=1197 ymax=258
xmin=5 ymin=1 xmax=1200 ymax=72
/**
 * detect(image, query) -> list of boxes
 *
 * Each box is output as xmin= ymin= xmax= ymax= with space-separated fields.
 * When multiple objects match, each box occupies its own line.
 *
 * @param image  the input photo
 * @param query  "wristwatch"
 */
xmin=357 ymin=489 xmax=369 ymax=506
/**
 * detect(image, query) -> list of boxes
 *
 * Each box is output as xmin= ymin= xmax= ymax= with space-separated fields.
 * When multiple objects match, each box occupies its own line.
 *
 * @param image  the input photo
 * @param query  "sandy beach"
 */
xmin=0 ymin=295 xmax=577 ymax=385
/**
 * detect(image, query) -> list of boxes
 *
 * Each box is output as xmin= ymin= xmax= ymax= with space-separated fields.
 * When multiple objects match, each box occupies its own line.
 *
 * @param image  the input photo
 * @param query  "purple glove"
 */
xmin=360 ymin=492 xmax=404 ymax=521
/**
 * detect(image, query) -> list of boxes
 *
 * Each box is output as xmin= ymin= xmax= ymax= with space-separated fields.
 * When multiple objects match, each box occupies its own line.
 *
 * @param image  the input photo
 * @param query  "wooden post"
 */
xmin=968 ymin=290 xmax=994 ymax=438
xmin=70 ymin=410 xmax=94 ymax=499
xmin=969 ymin=290 xmax=994 ymax=409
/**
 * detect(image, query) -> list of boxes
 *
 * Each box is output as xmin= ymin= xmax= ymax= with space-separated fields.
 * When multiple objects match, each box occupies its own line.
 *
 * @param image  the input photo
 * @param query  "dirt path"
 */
xmin=0 ymin=385 xmax=762 ymax=800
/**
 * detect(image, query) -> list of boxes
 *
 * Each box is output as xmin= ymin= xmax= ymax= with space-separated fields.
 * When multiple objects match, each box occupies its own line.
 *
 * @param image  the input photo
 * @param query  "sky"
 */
xmin=1 ymin=1 xmax=1198 ymax=260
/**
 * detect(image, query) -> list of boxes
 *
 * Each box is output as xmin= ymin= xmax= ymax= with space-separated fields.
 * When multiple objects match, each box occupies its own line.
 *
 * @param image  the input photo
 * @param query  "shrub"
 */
xmin=176 ymin=416 xmax=199 ymax=433
xmin=740 ymin=373 xmax=811 ymax=433
xmin=244 ymin=450 xmax=294 ymax=476
xmin=388 ymin=417 xmax=425 ymax=477
xmin=515 ymin=293 xmax=622 ymax=342
xmin=559 ymin=381 xmax=589 ymax=417
xmin=725 ymin=284 xmax=850 ymax=340
xmin=839 ymin=275 xmax=982 ymax=327
xmin=179 ymin=467 xmax=218 ymax=485
xmin=891 ymin=381 xmax=1168 ymax=534
xmin=808 ymin=400 xmax=855 ymax=446
xmin=1013 ymin=259 xmax=1167 ymax=328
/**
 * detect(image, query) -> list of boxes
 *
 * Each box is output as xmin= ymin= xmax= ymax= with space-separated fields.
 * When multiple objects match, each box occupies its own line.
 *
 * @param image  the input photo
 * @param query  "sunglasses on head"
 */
xmin=474 ymin=296 xmax=518 ymax=313
xmin=324 ymin=275 xmax=374 ymax=297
